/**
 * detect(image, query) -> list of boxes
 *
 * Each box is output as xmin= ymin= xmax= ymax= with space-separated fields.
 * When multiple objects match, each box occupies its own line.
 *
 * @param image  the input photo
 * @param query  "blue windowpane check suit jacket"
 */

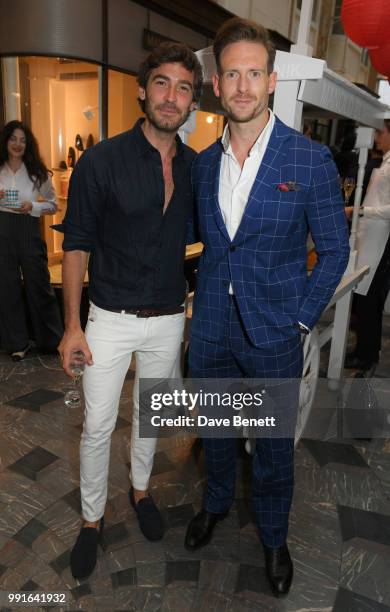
xmin=190 ymin=117 xmax=350 ymax=347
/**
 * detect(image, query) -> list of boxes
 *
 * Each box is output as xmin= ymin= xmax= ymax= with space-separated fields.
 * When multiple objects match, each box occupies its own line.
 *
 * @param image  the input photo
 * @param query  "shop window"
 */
xmin=332 ymin=0 xmax=345 ymax=35
xmin=15 ymin=57 xmax=100 ymax=172
xmin=1 ymin=55 xmax=100 ymax=263
xmin=1 ymin=57 xmax=224 ymax=261
xmin=187 ymin=111 xmax=224 ymax=152
xmin=108 ymin=69 xmax=143 ymax=137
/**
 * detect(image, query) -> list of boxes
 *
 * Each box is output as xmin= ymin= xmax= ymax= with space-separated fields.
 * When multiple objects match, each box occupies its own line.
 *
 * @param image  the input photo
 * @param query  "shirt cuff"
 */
xmin=362 ymin=206 xmax=372 ymax=217
xmin=30 ymin=201 xmax=56 ymax=217
xmin=30 ymin=201 xmax=42 ymax=217
xmin=51 ymin=222 xmax=92 ymax=252
xmin=297 ymin=321 xmax=310 ymax=334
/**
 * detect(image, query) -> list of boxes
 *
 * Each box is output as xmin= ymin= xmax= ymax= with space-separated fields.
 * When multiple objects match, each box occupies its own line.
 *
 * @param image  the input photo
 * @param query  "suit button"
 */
xmin=229 ymin=246 xmax=236 ymax=252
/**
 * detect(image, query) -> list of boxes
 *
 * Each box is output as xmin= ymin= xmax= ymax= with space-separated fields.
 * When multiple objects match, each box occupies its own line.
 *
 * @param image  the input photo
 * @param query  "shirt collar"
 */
xmin=221 ymin=109 xmax=275 ymax=155
xmin=133 ymin=118 xmax=184 ymax=158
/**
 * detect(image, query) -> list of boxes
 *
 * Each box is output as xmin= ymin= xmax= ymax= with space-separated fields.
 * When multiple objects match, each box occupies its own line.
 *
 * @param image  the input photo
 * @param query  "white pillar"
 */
xmin=273 ymin=81 xmax=303 ymax=130
xmin=291 ymin=0 xmax=314 ymax=56
xmin=349 ymin=127 xmax=374 ymax=253
xmin=273 ymin=0 xmax=314 ymax=131
xmin=327 ymin=290 xmax=353 ymax=388
xmin=1 ymin=57 xmax=21 ymax=122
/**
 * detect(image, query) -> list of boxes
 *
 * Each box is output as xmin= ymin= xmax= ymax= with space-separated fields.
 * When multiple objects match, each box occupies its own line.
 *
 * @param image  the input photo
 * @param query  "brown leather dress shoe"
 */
xmin=184 ymin=509 xmax=228 ymax=551
xmin=264 ymin=543 xmax=293 ymax=596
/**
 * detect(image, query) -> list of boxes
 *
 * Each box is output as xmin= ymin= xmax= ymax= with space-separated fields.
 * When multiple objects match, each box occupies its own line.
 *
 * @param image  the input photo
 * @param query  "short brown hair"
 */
xmin=137 ymin=42 xmax=203 ymax=112
xmin=384 ymin=119 xmax=390 ymax=132
xmin=213 ymin=17 xmax=276 ymax=75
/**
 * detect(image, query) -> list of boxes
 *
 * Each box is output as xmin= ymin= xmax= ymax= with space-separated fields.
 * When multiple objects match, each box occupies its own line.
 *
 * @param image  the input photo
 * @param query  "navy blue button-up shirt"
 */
xmin=56 ymin=119 xmax=196 ymax=310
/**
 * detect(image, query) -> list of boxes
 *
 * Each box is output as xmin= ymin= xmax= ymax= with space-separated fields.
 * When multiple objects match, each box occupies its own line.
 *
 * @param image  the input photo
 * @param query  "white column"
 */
xmin=291 ymin=0 xmax=314 ymax=56
xmin=1 ymin=57 xmax=21 ymax=122
xmin=273 ymin=81 xmax=303 ymax=130
xmin=349 ymin=127 xmax=374 ymax=253
xmin=273 ymin=0 xmax=314 ymax=131
xmin=327 ymin=290 xmax=353 ymax=388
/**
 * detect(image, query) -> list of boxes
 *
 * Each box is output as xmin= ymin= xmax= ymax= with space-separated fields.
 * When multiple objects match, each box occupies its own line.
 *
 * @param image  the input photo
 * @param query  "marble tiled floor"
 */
xmin=1 ymin=316 xmax=390 ymax=612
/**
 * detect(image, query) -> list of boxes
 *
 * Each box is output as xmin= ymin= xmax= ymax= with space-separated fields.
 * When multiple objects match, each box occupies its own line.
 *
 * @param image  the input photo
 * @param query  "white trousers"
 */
xmin=80 ymin=302 xmax=185 ymax=522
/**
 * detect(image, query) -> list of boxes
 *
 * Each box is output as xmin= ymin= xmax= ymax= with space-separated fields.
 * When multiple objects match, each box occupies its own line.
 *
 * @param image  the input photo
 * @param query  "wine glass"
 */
xmin=343 ymin=177 xmax=356 ymax=205
xmin=64 ymin=351 xmax=85 ymax=408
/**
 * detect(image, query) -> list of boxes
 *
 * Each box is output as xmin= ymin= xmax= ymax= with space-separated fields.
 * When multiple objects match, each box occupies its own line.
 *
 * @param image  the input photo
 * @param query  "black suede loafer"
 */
xmin=184 ymin=509 xmax=228 ymax=551
xmin=264 ymin=543 xmax=293 ymax=596
xmin=70 ymin=517 xmax=104 ymax=579
xmin=129 ymin=488 xmax=164 ymax=541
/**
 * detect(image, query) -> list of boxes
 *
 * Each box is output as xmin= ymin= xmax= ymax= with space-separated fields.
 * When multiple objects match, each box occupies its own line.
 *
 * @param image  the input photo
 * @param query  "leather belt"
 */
xmin=104 ymin=306 xmax=184 ymax=318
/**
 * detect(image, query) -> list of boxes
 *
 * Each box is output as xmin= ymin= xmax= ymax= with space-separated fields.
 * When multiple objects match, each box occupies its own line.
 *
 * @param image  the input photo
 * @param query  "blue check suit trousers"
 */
xmin=189 ymin=296 xmax=303 ymax=548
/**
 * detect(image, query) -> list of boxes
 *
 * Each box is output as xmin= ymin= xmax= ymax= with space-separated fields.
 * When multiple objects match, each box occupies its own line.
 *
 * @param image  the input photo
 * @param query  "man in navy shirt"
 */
xmin=57 ymin=42 xmax=202 ymax=580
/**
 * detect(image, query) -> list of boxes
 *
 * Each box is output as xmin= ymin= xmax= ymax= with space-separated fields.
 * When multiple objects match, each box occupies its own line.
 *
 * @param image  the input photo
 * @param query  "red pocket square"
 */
xmin=276 ymin=182 xmax=299 ymax=192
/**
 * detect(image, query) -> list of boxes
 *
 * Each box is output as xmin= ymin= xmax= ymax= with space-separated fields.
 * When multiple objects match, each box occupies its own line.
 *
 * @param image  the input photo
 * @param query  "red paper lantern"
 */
xmin=341 ymin=0 xmax=390 ymax=49
xmin=370 ymin=45 xmax=390 ymax=78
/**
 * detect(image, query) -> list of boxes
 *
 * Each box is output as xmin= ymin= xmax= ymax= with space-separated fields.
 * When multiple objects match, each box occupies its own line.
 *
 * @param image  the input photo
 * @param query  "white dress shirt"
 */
xmin=219 ymin=110 xmax=275 ymax=295
xmin=0 ymin=162 xmax=57 ymax=217
xmin=355 ymin=149 xmax=390 ymax=296
xmin=217 ymin=111 xmax=309 ymax=333
xmin=363 ymin=150 xmax=390 ymax=220
xmin=219 ymin=109 xmax=275 ymax=242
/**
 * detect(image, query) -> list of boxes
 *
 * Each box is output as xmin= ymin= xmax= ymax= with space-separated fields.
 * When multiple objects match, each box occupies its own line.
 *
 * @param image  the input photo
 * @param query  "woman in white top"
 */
xmin=0 ymin=121 xmax=63 ymax=360
xmin=345 ymin=120 xmax=390 ymax=370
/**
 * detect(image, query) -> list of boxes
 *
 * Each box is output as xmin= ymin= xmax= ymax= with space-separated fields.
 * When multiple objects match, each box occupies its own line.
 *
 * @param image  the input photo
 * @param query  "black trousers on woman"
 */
xmin=354 ymin=234 xmax=390 ymax=363
xmin=0 ymin=211 xmax=63 ymax=352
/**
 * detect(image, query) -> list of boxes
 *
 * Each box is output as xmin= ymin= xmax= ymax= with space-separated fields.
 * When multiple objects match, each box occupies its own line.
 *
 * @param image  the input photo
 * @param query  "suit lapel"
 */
xmin=250 ymin=117 xmax=291 ymax=189
xmin=209 ymin=142 xmax=230 ymax=242
xmin=234 ymin=118 xmax=292 ymax=241
xmin=206 ymin=118 xmax=293 ymax=243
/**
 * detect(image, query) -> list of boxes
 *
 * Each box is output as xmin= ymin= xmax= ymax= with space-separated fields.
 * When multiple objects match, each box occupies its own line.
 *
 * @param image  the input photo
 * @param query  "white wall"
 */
xmin=327 ymin=36 xmax=369 ymax=85
xmin=215 ymin=0 xmax=294 ymax=39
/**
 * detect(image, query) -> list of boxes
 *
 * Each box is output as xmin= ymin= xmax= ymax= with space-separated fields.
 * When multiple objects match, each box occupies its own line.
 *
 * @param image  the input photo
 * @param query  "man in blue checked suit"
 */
xmin=185 ymin=18 xmax=350 ymax=596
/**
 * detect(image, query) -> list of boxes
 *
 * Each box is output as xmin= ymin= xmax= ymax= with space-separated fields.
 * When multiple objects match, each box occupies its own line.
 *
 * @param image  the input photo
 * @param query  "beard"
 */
xmin=144 ymin=99 xmax=191 ymax=133
xmin=221 ymin=94 xmax=267 ymax=124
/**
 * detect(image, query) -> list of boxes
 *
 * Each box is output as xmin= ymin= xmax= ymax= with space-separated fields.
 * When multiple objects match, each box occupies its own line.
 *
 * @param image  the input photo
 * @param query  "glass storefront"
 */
xmin=108 ymin=69 xmax=142 ymax=137
xmin=2 ymin=56 xmax=101 ymax=263
xmin=2 ymin=55 xmax=222 ymax=264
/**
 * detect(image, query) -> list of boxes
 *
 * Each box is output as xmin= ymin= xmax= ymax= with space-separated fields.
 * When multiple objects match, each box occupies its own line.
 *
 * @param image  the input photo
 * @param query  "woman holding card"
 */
xmin=0 ymin=120 xmax=63 ymax=360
